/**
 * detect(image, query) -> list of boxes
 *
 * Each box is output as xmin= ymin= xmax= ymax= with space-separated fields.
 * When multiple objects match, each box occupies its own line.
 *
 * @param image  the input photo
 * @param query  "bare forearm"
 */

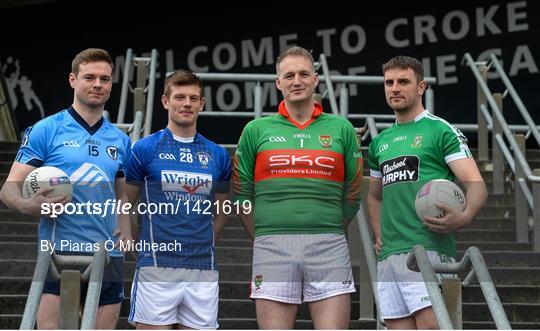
xmin=366 ymin=195 xmax=382 ymax=240
xmin=0 ymin=181 xmax=25 ymax=213
xmin=213 ymin=213 xmax=228 ymax=243
xmin=461 ymin=180 xmax=488 ymax=225
xmin=238 ymin=212 xmax=254 ymax=241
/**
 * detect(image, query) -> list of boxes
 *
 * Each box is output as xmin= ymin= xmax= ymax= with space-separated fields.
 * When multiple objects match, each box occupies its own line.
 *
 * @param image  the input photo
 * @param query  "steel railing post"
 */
xmin=492 ymin=93 xmax=505 ymax=195
xmin=515 ymin=134 xmax=528 ymax=243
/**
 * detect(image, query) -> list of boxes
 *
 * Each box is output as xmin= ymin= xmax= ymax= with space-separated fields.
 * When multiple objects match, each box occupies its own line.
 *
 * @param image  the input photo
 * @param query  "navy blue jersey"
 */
xmin=16 ymin=107 xmax=131 ymax=257
xmin=126 ymin=128 xmax=231 ymax=270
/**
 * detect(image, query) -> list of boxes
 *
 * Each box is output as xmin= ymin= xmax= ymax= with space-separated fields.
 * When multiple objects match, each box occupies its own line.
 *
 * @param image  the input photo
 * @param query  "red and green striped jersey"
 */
xmin=233 ymin=101 xmax=363 ymax=237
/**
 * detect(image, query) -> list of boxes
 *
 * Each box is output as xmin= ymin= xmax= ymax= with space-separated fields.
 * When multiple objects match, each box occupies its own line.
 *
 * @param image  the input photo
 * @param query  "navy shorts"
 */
xmin=43 ymin=256 xmax=124 ymax=305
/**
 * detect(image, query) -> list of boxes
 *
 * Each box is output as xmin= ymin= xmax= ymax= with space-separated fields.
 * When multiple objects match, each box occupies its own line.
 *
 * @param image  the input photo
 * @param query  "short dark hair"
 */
xmin=383 ymin=55 xmax=424 ymax=83
xmin=71 ymin=48 xmax=113 ymax=76
xmin=164 ymin=70 xmax=204 ymax=98
xmin=276 ymin=46 xmax=315 ymax=74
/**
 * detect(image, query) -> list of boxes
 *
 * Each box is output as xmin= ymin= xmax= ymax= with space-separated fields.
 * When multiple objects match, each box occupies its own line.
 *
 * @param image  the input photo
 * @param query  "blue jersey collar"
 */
xmin=68 ymin=106 xmax=104 ymax=135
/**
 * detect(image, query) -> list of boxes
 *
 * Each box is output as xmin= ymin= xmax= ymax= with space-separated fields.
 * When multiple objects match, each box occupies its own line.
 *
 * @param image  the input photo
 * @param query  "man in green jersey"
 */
xmin=232 ymin=46 xmax=363 ymax=329
xmin=367 ymin=55 xmax=488 ymax=329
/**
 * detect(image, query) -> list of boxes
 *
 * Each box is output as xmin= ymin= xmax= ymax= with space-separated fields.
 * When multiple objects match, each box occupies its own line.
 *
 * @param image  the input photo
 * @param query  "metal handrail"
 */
xmin=113 ymin=48 xmax=157 ymax=141
xmin=488 ymin=54 xmax=540 ymax=146
xmin=81 ymin=242 xmax=109 ymax=329
xmin=365 ymin=117 xmax=379 ymax=140
xmin=19 ymin=243 xmax=52 ymax=330
xmin=185 ymin=72 xmax=438 ymax=84
xmin=407 ymin=245 xmax=511 ymax=330
xmin=356 ymin=205 xmax=384 ymax=328
xmin=143 ymin=49 xmax=158 ymax=137
xmin=318 ymin=54 xmax=339 ymax=115
xmin=19 ymin=241 xmax=109 ymax=329
xmin=463 ymin=53 xmax=540 ymax=183
xmin=117 ymin=48 xmax=133 ymax=124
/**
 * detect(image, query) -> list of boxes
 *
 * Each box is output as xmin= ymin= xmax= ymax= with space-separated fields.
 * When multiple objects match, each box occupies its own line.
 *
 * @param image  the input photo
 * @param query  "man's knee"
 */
xmin=414 ymin=306 xmax=438 ymax=329
xmin=95 ymin=303 xmax=121 ymax=329
xmin=37 ymin=294 xmax=60 ymax=329
xmin=256 ymin=299 xmax=298 ymax=329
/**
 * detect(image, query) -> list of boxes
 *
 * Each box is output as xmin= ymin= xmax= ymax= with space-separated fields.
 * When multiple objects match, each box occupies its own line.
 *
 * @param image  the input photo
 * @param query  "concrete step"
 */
xmin=0 ymin=312 xmax=537 ymax=330
xmin=0 ymin=162 xmax=13 ymax=173
xmin=456 ymin=241 xmax=532 ymax=251
xmin=0 ymin=142 xmax=21 ymax=152
xmin=1 ymin=259 xmax=538 ymax=285
xmin=0 ymin=152 xmax=17 ymax=162
xmin=464 ymin=285 xmax=540 ymax=303
xmin=463 ymin=302 xmax=540 ymax=323
xmin=0 ymin=210 xmax=39 ymax=223
xmin=455 ymin=229 xmax=518 ymax=242
xmin=3 ymin=276 xmax=540 ymax=304
xmin=0 ymin=223 xmax=254 ymax=241
xmin=463 ymin=321 xmax=540 ymax=329
xmin=1 ymin=293 xmax=539 ymax=323
xmin=0 ymin=315 xmax=379 ymax=329
xmin=0 ymin=235 xmax=37 ymax=242
xmin=475 ymin=206 xmax=515 ymax=218
xmin=0 ymin=224 xmax=521 ymax=243
xmin=471 ymin=148 xmax=540 ymax=160
xmin=3 ymin=243 xmax=540 ymax=268
xmin=0 ymin=205 xmax=516 ymax=224
xmin=484 ymin=194 xmax=516 ymax=206
xmin=454 ymin=251 xmax=540 ymax=268
xmin=463 ymin=217 xmax=516 ymax=230
xmin=0 ymin=243 xmax=254 ymax=263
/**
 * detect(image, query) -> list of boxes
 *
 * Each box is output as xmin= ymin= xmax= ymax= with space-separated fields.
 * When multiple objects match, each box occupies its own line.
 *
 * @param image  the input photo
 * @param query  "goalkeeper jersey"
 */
xmin=233 ymin=101 xmax=363 ymax=237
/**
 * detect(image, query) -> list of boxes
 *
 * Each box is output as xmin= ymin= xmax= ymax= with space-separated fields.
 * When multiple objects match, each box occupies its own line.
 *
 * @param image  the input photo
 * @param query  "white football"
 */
xmin=415 ymin=179 xmax=466 ymax=220
xmin=22 ymin=166 xmax=73 ymax=201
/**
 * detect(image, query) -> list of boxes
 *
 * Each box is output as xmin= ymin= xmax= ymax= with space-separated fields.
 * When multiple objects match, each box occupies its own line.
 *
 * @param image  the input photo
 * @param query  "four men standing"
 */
xmin=0 ymin=48 xmax=486 ymax=330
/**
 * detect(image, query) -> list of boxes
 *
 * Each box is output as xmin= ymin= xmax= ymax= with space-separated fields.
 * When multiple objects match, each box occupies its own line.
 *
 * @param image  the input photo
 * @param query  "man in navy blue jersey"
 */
xmin=125 ymin=70 xmax=231 ymax=329
xmin=0 ymin=48 xmax=132 ymax=329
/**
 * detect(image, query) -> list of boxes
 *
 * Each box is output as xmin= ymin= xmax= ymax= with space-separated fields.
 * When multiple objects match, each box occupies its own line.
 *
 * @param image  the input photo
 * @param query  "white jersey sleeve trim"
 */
xmin=445 ymin=152 xmax=469 ymax=164
xmin=370 ymin=169 xmax=382 ymax=178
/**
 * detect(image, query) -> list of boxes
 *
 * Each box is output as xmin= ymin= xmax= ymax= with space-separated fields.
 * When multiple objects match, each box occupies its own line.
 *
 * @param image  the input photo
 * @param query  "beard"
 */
xmin=387 ymin=97 xmax=415 ymax=113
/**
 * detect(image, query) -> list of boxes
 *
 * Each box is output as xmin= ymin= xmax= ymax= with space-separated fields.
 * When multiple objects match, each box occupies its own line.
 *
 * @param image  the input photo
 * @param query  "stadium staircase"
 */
xmin=0 ymin=140 xmax=539 ymax=329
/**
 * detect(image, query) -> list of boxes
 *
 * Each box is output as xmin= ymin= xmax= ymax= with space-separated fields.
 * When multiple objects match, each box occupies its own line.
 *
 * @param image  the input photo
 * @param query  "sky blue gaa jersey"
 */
xmin=126 ymin=128 xmax=231 ymax=270
xmin=16 ymin=107 xmax=131 ymax=257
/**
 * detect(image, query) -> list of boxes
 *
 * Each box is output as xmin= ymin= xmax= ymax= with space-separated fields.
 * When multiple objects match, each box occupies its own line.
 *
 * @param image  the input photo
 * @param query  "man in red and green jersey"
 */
xmin=232 ymin=46 xmax=362 ymax=329
xmin=367 ymin=55 xmax=488 ymax=329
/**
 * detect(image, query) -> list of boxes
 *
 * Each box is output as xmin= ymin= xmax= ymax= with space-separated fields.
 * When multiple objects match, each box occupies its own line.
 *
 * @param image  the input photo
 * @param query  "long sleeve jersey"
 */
xmin=233 ymin=101 xmax=363 ymax=237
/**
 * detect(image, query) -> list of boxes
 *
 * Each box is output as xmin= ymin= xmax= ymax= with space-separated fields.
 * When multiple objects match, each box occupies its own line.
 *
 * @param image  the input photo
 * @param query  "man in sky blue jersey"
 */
xmin=124 ymin=70 xmax=231 ymax=329
xmin=0 ymin=48 xmax=132 ymax=329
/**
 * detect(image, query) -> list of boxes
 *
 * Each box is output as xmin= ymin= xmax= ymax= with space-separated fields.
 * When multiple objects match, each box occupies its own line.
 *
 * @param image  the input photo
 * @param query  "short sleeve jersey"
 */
xmin=16 ymin=107 xmax=131 ymax=257
xmin=126 ymin=129 xmax=231 ymax=270
xmin=368 ymin=110 xmax=472 ymax=260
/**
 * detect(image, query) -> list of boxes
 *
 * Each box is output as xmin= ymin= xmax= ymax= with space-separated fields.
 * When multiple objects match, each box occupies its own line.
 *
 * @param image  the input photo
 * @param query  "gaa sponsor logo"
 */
xmin=161 ymin=170 xmax=212 ymax=195
xmin=269 ymin=136 xmax=287 ymax=143
xmin=63 ymin=140 xmax=80 ymax=148
xmin=159 ymin=153 xmax=177 ymax=160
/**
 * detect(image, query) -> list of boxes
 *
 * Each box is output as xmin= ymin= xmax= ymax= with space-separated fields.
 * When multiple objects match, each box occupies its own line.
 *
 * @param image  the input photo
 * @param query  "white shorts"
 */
xmin=128 ymin=267 xmax=219 ymax=329
xmin=251 ymin=234 xmax=356 ymax=304
xmin=377 ymin=251 xmax=455 ymax=319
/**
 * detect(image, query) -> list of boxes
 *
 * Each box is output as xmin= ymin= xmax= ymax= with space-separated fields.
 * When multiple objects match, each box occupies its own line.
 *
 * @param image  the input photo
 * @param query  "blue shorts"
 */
xmin=43 ymin=256 xmax=124 ymax=305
